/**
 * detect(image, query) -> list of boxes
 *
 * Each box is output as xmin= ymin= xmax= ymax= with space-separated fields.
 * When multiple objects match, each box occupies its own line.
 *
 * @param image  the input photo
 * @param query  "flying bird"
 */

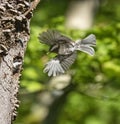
xmin=38 ymin=30 xmax=96 ymax=76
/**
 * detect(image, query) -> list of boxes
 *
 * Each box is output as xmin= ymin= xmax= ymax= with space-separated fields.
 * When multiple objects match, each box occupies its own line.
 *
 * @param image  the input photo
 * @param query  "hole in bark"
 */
xmin=15 ymin=20 xmax=24 ymax=32
xmin=13 ymin=56 xmax=22 ymax=63
xmin=13 ymin=55 xmax=22 ymax=74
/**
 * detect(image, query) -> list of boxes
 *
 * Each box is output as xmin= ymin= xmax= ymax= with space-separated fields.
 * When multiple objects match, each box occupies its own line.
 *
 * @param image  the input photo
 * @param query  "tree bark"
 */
xmin=0 ymin=0 xmax=40 ymax=124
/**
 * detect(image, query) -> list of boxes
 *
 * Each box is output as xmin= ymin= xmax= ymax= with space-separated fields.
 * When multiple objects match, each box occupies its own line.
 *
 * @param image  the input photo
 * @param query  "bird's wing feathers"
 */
xmin=60 ymin=52 xmax=77 ymax=71
xmin=40 ymin=31 xmax=96 ymax=76
xmin=43 ymin=59 xmax=65 ymax=76
xmin=39 ymin=30 xmax=73 ymax=46
xmin=43 ymin=52 xmax=77 ymax=76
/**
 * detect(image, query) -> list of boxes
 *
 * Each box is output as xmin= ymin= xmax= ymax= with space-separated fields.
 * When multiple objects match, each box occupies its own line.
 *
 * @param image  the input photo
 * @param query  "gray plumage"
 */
xmin=38 ymin=30 xmax=96 ymax=76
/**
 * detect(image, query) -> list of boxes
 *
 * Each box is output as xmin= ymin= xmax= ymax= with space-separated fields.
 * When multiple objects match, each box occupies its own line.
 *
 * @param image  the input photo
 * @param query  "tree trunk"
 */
xmin=65 ymin=0 xmax=99 ymax=30
xmin=0 ymin=0 xmax=40 ymax=124
xmin=42 ymin=83 xmax=77 ymax=124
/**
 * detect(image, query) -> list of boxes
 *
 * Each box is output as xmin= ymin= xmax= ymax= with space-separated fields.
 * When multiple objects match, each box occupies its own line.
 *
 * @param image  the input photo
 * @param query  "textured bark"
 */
xmin=0 ymin=0 xmax=40 ymax=124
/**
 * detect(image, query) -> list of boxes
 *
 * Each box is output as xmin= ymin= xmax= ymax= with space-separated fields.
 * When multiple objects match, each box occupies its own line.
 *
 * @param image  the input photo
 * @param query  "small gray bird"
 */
xmin=39 ymin=30 xmax=96 ymax=76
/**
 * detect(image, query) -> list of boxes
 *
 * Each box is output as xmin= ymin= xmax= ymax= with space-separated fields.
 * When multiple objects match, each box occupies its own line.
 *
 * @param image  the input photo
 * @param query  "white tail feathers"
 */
xmin=76 ymin=45 xmax=95 ymax=56
xmin=75 ymin=34 xmax=96 ymax=56
xmin=81 ymin=34 xmax=96 ymax=46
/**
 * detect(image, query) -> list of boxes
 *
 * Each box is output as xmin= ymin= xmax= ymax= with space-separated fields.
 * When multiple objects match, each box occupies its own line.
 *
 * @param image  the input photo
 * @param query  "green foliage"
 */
xmin=14 ymin=0 xmax=120 ymax=124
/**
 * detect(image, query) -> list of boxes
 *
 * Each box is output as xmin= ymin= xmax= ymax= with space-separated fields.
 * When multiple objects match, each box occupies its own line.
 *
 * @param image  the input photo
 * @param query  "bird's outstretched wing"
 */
xmin=75 ymin=34 xmax=96 ymax=56
xmin=43 ymin=52 xmax=77 ymax=76
xmin=60 ymin=52 xmax=77 ymax=71
xmin=39 ymin=30 xmax=73 ymax=46
xmin=43 ymin=59 xmax=65 ymax=76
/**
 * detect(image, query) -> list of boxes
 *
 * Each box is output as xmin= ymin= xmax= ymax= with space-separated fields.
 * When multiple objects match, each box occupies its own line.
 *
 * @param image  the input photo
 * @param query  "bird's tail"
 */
xmin=75 ymin=34 xmax=96 ymax=56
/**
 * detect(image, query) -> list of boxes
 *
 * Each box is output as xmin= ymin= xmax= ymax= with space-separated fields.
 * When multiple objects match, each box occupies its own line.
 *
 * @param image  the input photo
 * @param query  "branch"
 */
xmin=24 ymin=0 xmax=41 ymax=16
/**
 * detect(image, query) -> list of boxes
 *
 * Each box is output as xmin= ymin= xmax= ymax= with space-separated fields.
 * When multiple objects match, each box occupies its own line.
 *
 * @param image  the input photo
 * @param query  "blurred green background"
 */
xmin=14 ymin=0 xmax=120 ymax=124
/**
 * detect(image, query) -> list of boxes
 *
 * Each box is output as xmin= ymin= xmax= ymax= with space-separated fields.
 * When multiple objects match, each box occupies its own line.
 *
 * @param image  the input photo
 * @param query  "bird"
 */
xmin=38 ymin=30 xmax=96 ymax=76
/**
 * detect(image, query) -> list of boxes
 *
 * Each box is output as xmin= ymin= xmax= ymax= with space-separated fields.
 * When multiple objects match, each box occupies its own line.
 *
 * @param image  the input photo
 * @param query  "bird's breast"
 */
xmin=58 ymin=44 xmax=74 ymax=55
